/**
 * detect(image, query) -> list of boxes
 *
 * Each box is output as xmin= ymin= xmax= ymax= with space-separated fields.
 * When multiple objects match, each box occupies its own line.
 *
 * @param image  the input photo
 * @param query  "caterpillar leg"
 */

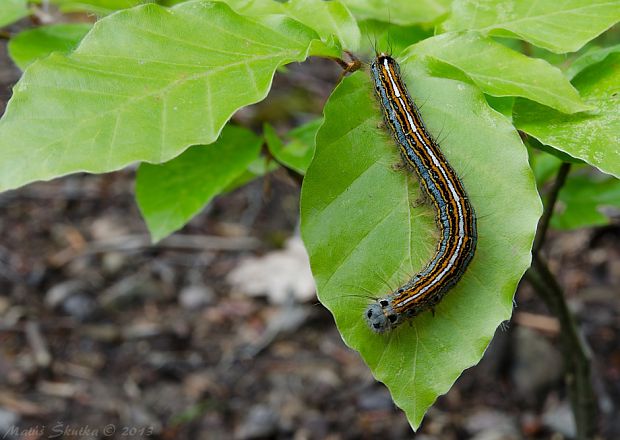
xmin=391 ymin=162 xmax=406 ymax=172
xmin=412 ymin=189 xmax=430 ymax=208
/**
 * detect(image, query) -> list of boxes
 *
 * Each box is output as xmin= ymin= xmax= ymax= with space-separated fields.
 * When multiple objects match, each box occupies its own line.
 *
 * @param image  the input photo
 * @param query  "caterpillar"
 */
xmin=364 ymin=54 xmax=477 ymax=333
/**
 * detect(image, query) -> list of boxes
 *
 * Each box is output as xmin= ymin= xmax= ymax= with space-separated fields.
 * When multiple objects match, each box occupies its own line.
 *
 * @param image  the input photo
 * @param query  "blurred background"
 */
xmin=1 ymin=8 xmax=620 ymax=440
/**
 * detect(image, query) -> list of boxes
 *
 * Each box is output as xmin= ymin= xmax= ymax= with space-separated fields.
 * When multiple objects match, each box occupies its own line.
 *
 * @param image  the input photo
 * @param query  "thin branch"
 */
xmin=330 ymin=51 xmax=362 ymax=73
xmin=47 ymin=234 xmax=261 ymax=267
xmin=331 ymin=52 xmax=363 ymax=84
xmin=526 ymin=255 xmax=597 ymax=440
xmin=533 ymin=161 xmax=571 ymax=254
xmin=330 ymin=56 xmax=352 ymax=71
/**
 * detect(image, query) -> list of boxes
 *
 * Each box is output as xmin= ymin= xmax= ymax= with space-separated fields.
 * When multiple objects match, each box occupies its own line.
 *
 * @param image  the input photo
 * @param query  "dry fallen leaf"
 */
xmin=227 ymin=236 xmax=315 ymax=304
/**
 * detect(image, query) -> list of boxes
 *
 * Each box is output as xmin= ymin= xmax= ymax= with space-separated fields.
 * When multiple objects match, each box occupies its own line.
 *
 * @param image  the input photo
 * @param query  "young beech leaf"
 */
xmin=8 ymin=23 xmax=92 ymax=70
xmin=301 ymin=63 xmax=541 ymax=428
xmin=515 ymin=53 xmax=620 ymax=179
xmin=136 ymin=125 xmax=262 ymax=242
xmin=405 ymin=33 xmax=593 ymax=114
xmin=443 ymin=0 xmax=620 ymax=54
xmin=0 ymin=0 xmax=339 ymax=192
xmin=0 ymin=0 xmax=29 ymax=28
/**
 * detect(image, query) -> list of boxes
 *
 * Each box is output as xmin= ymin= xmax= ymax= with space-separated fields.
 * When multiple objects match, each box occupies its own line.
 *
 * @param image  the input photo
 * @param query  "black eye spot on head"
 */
xmin=373 ymin=323 xmax=381 ymax=329
xmin=398 ymin=288 xmax=404 ymax=293
xmin=380 ymin=300 xmax=389 ymax=307
xmin=388 ymin=314 xmax=397 ymax=323
xmin=367 ymin=309 xmax=373 ymax=318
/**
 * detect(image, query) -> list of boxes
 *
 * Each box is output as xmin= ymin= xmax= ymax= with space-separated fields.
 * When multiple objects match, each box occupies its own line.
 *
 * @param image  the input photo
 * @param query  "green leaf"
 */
xmin=136 ymin=125 xmax=262 ymax=242
xmin=47 ymin=0 xmax=146 ymax=15
xmin=552 ymin=172 xmax=620 ymax=229
xmin=0 ymin=0 xmax=340 ymax=192
xmin=404 ymin=33 xmax=592 ymax=113
xmin=167 ymin=0 xmax=360 ymax=51
xmin=8 ymin=23 xmax=92 ymax=70
xmin=264 ymin=118 xmax=322 ymax=174
xmin=0 ymin=0 xmax=29 ymax=28
xmin=514 ymin=53 xmax=620 ymax=178
xmin=566 ymin=43 xmax=620 ymax=79
xmin=301 ymin=66 xmax=541 ymax=428
xmin=281 ymin=0 xmax=360 ymax=51
xmin=358 ymin=20 xmax=434 ymax=57
xmin=485 ymin=95 xmax=514 ymax=120
xmin=527 ymin=136 xmax=585 ymax=164
xmin=217 ymin=0 xmax=360 ymax=51
xmin=527 ymin=150 xmax=619 ymax=230
xmin=443 ymin=0 xmax=620 ymax=53
xmin=342 ymin=0 xmax=452 ymax=26
xmin=223 ymin=155 xmax=279 ymax=193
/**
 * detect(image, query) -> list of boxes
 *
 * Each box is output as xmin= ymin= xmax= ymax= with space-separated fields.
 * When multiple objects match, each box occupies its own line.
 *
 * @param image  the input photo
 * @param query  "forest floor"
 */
xmin=1 ymin=36 xmax=620 ymax=440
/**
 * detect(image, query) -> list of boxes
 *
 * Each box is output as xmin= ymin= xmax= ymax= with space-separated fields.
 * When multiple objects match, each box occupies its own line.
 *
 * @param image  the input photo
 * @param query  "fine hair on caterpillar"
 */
xmin=364 ymin=54 xmax=478 ymax=333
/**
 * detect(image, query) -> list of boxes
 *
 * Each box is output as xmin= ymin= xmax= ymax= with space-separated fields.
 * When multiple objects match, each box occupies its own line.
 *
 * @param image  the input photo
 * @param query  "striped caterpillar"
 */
xmin=364 ymin=54 xmax=477 ymax=333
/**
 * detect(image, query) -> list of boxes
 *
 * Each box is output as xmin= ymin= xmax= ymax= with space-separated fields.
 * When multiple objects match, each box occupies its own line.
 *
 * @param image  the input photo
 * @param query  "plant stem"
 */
xmin=532 ymin=162 xmax=571 ymax=253
xmin=526 ymin=257 xmax=597 ymax=439
xmin=527 ymin=161 xmax=597 ymax=439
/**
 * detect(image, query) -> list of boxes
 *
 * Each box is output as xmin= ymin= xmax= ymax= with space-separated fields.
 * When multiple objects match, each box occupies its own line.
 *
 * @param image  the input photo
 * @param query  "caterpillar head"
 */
xmin=364 ymin=299 xmax=399 ymax=333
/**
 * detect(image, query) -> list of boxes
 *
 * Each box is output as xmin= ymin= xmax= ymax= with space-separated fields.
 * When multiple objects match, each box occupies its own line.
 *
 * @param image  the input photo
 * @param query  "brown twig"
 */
xmin=526 ymin=256 xmax=597 ymax=439
xmin=331 ymin=51 xmax=363 ymax=83
xmin=526 ymin=160 xmax=597 ymax=439
xmin=48 ymin=234 xmax=261 ymax=267
xmin=331 ymin=51 xmax=362 ymax=73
